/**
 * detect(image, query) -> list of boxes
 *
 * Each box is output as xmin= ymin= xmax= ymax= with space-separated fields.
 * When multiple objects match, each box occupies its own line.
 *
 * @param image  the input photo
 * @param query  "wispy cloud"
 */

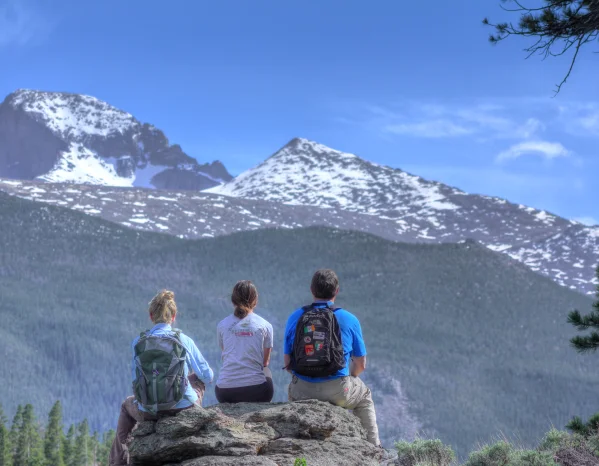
xmin=385 ymin=119 xmax=473 ymax=138
xmin=556 ymin=102 xmax=599 ymax=137
xmin=402 ymin=164 xmax=579 ymax=193
xmin=0 ymin=1 xmax=51 ymax=47
xmin=574 ymin=216 xmax=598 ymax=226
xmin=353 ymin=101 xmax=546 ymax=141
xmin=496 ymin=141 xmax=571 ymax=163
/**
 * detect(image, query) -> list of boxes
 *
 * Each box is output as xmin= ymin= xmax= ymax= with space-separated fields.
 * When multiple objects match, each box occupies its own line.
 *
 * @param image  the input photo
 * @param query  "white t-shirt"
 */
xmin=216 ymin=313 xmax=274 ymax=389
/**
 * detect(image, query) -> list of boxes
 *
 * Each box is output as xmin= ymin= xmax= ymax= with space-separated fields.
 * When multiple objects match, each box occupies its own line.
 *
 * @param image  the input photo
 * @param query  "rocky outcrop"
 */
xmin=128 ymin=400 xmax=385 ymax=466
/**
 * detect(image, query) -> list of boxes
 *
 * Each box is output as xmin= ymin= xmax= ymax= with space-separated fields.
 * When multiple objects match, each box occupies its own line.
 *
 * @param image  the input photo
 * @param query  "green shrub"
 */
xmin=294 ymin=459 xmax=307 ymax=466
xmin=510 ymin=450 xmax=557 ymax=466
xmin=537 ymin=429 xmax=572 ymax=453
xmin=464 ymin=441 xmax=513 ymax=466
xmin=395 ymin=438 xmax=455 ymax=466
xmin=464 ymin=441 xmax=558 ymax=466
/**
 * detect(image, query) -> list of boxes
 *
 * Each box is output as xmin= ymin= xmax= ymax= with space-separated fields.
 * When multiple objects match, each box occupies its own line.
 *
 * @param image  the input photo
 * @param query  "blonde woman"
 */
xmin=109 ymin=290 xmax=214 ymax=466
xmin=215 ymin=280 xmax=274 ymax=403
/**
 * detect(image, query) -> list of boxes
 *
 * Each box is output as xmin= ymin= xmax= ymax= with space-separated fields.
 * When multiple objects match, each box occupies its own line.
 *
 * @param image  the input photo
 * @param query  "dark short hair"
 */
xmin=310 ymin=269 xmax=339 ymax=300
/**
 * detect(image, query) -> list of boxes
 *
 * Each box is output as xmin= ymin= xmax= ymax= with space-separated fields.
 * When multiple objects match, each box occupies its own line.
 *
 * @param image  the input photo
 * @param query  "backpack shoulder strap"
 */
xmin=301 ymin=305 xmax=313 ymax=314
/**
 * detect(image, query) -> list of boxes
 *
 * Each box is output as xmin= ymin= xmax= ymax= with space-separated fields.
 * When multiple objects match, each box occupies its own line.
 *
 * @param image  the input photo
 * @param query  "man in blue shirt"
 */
xmin=284 ymin=269 xmax=380 ymax=446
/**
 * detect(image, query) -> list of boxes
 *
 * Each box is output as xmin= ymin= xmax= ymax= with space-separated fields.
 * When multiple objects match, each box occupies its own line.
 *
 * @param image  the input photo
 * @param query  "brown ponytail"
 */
xmin=148 ymin=290 xmax=177 ymax=324
xmin=232 ymin=280 xmax=258 ymax=319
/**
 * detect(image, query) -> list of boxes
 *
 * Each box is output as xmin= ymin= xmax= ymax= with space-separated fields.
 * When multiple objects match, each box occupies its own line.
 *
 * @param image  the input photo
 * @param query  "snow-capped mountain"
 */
xmin=0 ymin=135 xmax=596 ymax=295
xmin=208 ymin=138 xmax=599 ymax=294
xmin=0 ymin=89 xmax=232 ymax=189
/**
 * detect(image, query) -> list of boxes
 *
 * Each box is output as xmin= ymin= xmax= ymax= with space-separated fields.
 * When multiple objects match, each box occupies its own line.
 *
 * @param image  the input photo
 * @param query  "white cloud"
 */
xmin=574 ymin=217 xmax=598 ymax=226
xmin=385 ymin=119 xmax=473 ymax=138
xmin=496 ymin=141 xmax=571 ymax=163
xmin=357 ymin=102 xmax=545 ymax=141
xmin=0 ymin=1 xmax=50 ymax=47
xmin=579 ymin=113 xmax=599 ymax=135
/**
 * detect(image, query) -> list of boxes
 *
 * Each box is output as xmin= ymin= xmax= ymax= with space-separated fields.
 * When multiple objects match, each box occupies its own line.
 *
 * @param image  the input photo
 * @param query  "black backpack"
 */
xmin=291 ymin=304 xmax=345 ymax=378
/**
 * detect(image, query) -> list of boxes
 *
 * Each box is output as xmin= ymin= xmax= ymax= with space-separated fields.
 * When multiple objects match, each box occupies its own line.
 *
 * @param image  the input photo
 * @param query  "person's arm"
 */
xmin=131 ymin=338 xmax=138 ymax=383
xmin=183 ymin=335 xmax=214 ymax=384
xmin=217 ymin=326 xmax=224 ymax=352
xmin=263 ymin=323 xmax=274 ymax=367
xmin=283 ymin=315 xmax=295 ymax=373
xmin=263 ymin=348 xmax=272 ymax=367
xmin=350 ymin=356 xmax=367 ymax=377
xmin=350 ymin=316 xmax=368 ymax=377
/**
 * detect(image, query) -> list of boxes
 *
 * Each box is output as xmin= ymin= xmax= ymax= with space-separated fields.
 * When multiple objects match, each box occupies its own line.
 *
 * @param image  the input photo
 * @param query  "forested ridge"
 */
xmin=0 ymin=192 xmax=595 ymax=456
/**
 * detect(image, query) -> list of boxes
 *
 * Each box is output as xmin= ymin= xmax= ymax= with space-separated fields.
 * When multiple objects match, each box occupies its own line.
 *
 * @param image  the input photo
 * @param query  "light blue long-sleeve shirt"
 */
xmin=131 ymin=323 xmax=214 ymax=410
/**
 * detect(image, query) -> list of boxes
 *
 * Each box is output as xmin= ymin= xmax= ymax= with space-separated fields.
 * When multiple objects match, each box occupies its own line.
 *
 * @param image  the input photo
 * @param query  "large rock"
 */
xmin=128 ymin=400 xmax=385 ymax=466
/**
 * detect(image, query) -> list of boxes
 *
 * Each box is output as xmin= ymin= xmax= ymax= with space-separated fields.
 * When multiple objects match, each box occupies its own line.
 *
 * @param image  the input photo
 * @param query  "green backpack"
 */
xmin=132 ymin=329 xmax=188 ymax=414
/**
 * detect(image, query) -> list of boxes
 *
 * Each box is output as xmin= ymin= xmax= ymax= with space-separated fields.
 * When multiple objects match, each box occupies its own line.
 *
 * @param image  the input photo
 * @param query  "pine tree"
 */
xmin=0 ymin=405 xmax=10 ymax=466
xmin=567 ymin=412 xmax=599 ymax=436
xmin=73 ymin=420 xmax=89 ymax=466
xmin=484 ymin=1 xmax=599 ymax=93
xmin=62 ymin=426 xmax=75 ymax=466
xmin=568 ymin=266 xmax=599 ymax=352
xmin=43 ymin=402 xmax=64 ymax=466
xmin=14 ymin=405 xmax=43 ymax=466
xmin=98 ymin=430 xmax=115 ymax=466
xmin=90 ymin=432 xmax=99 ymax=466
xmin=9 ymin=406 xmax=23 ymax=462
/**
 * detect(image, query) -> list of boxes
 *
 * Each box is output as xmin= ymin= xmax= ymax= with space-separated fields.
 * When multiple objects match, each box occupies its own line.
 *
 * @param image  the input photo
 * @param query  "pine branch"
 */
xmin=567 ymin=310 xmax=599 ymax=329
xmin=570 ymin=332 xmax=599 ymax=352
xmin=567 ymin=415 xmax=588 ymax=435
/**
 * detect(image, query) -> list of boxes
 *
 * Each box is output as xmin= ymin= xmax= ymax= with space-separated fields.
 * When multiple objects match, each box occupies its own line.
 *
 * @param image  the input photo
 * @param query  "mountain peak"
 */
xmin=0 ymin=89 xmax=232 ymax=189
xmin=4 ymin=88 xmax=137 ymax=140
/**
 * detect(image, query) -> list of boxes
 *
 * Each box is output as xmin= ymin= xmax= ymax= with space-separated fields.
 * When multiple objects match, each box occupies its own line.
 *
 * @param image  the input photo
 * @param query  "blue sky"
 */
xmin=0 ymin=0 xmax=597 ymax=224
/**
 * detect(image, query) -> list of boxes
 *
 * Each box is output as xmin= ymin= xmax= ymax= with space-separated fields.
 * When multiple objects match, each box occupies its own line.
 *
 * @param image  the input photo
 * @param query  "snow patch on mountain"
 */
xmin=10 ymin=89 xmax=137 ymax=140
xmin=38 ymin=143 xmax=133 ymax=186
xmin=208 ymin=138 xmax=461 ymax=229
xmin=1 ymin=89 xmax=232 ymax=190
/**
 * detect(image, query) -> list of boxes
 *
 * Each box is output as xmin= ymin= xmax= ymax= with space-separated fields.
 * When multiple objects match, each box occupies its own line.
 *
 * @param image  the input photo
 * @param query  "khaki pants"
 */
xmin=288 ymin=375 xmax=380 ymax=446
xmin=109 ymin=375 xmax=205 ymax=466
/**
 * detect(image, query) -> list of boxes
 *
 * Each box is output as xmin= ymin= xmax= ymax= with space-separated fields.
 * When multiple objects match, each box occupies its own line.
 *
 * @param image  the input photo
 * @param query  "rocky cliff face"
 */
xmin=128 ymin=400 xmax=386 ymax=466
xmin=0 ymin=90 xmax=232 ymax=189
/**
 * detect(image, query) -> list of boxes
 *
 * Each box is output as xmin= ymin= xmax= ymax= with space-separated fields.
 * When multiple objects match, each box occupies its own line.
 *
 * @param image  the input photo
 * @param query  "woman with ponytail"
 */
xmin=109 ymin=290 xmax=214 ymax=466
xmin=215 ymin=280 xmax=274 ymax=403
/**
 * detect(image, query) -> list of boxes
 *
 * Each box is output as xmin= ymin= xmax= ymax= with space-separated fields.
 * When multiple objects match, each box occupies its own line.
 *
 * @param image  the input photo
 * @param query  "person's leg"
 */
xmin=341 ymin=377 xmax=380 ymax=446
xmin=263 ymin=367 xmax=274 ymax=402
xmin=216 ymin=381 xmax=272 ymax=403
xmin=109 ymin=396 xmax=147 ymax=466
xmin=188 ymin=373 xmax=206 ymax=406
xmin=215 ymin=385 xmax=228 ymax=403
xmin=290 ymin=376 xmax=380 ymax=446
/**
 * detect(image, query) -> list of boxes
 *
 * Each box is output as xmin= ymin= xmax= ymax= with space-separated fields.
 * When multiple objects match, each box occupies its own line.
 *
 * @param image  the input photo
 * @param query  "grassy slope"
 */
xmin=0 ymin=193 xmax=595 ymax=456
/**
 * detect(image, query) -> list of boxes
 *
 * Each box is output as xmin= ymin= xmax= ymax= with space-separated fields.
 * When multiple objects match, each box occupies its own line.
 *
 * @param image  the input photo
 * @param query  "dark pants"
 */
xmin=215 ymin=367 xmax=274 ymax=403
xmin=109 ymin=374 xmax=205 ymax=466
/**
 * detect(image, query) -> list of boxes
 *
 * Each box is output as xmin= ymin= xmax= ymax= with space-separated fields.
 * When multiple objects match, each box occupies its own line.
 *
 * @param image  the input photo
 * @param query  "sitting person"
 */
xmin=215 ymin=280 xmax=274 ymax=403
xmin=109 ymin=290 xmax=214 ymax=466
xmin=284 ymin=269 xmax=381 ymax=447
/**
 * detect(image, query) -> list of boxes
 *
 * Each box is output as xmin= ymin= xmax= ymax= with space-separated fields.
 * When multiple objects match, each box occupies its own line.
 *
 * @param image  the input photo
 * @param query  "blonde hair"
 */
xmin=149 ymin=290 xmax=177 ymax=324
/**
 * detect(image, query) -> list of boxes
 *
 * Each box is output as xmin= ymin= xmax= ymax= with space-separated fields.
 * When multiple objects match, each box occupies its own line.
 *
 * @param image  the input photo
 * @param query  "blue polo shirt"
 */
xmin=284 ymin=301 xmax=367 ymax=382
